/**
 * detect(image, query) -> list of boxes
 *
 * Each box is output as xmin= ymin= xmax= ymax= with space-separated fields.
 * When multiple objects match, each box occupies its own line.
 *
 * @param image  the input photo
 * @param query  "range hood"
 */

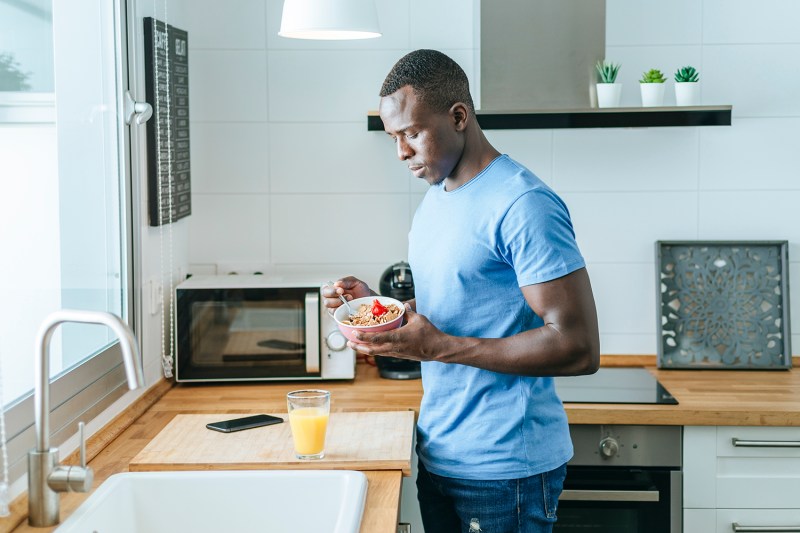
xmin=481 ymin=0 xmax=605 ymax=111
xmin=367 ymin=0 xmax=731 ymax=130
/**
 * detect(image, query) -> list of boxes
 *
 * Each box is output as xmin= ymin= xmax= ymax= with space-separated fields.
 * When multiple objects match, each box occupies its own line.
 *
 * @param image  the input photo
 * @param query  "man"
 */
xmin=324 ymin=49 xmax=600 ymax=533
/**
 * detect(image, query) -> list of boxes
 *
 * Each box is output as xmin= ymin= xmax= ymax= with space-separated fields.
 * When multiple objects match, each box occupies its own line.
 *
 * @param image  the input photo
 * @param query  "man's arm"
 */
xmin=349 ymin=267 xmax=600 ymax=377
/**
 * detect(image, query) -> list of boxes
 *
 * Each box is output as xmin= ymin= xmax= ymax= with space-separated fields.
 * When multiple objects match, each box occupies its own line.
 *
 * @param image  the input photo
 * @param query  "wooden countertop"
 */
xmin=568 ymin=358 xmax=800 ymax=426
xmin=6 ymin=355 xmax=800 ymax=532
xmin=149 ymin=355 xmax=799 ymax=427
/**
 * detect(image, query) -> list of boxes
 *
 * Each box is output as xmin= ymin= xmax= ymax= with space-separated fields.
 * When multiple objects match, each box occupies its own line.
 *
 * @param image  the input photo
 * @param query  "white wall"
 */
xmin=182 ymin=0 xmax=800 ymax=356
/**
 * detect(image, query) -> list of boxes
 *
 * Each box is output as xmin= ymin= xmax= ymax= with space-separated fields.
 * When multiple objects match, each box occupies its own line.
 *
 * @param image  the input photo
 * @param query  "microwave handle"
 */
xmin=305 ymin=292 xmax=320 ymax=373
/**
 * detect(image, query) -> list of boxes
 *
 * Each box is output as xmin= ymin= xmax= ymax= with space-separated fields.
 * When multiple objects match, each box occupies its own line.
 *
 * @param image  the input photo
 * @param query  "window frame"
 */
xmin=2 ymin=0 xmax=140 ymax=483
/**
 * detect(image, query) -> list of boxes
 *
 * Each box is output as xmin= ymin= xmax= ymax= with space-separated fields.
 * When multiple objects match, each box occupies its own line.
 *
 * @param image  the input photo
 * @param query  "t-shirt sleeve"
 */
xmin=497 ymin=187 xmax=586 ymax=286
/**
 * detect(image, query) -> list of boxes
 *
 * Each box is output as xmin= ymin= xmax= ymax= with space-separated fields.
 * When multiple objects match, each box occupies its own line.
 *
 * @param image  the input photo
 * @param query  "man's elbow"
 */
xmin=568 ymin=337 xmax=600 ymax=376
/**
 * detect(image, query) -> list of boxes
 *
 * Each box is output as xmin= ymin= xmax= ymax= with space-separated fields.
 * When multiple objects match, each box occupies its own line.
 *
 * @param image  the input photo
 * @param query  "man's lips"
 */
xmin=409 ymin=165 xmax=424 ymax=175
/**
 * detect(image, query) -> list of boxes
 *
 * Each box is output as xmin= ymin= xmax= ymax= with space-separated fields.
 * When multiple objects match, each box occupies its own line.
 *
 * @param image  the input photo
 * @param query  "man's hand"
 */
xmin=322 ymin=276 xmax=375 ymax=312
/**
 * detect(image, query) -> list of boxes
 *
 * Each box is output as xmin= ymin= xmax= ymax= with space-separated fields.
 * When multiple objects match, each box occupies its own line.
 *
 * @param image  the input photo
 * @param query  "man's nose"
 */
xmin=396 ymin=138 xmax=412 ymax=160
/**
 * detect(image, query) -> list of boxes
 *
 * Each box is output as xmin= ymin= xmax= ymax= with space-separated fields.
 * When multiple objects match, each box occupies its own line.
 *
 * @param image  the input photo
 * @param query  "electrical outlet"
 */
xmin=147 ymin=279 xmax=163 ymax=316
xmin=216 ymin=262 xmax=270 ymax=276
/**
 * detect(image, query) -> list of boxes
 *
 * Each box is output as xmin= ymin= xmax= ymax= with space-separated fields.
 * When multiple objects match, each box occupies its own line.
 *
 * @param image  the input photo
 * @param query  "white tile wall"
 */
xmin=702 ymin=44 xmax=800 ymax=117
xmin=699 ymin=118 xmax=800 ymax=190
xmin=702 ymin=0 xmax=800 ymax=44
xmin=178 ymin=0 xmax=267 ymax=50
xmin=190 ymin=50 xmax=268 ymax=121
xmin=269 ymin=194 xmax=409 ymax=264
xmin=189 ymin=194 xmax=270 ymax=264
xmin=190 ymin=122 xmax=270 ymax=194
xmin=606 ymin=0 xmax=702 ymax=46
xmin=186 ymin=0 xmax=800 ymax=356
xmin=553 ymin=127 xmax=700 ymax=191
xmin=268 ymin=122 xmax=410 ymax=194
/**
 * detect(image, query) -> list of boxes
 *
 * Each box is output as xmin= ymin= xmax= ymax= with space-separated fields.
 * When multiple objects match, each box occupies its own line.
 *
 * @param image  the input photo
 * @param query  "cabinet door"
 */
xmin=684 ymin=509 xmax=715 ymax=533
xmin=716 ymin=508 xmax=800 ymax=533
xmin=716 ymin=427 xmax=800 ymax=509
xmin=683 ymin=426 xmax=716 ymax=508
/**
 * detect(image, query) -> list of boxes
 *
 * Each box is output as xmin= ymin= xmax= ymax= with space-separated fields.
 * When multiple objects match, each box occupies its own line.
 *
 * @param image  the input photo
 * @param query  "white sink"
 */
xmin=55 ymin=470 xmax=368 ymax=533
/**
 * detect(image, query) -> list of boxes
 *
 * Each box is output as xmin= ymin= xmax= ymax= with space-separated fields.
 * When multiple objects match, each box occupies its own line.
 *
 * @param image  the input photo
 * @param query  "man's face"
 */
xmin=378 ymin=86 xmax=464 ymax=186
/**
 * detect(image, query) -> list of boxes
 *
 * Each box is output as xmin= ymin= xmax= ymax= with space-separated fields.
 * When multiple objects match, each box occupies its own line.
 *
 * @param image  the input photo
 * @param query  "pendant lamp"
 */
xmin=279 ymin=0 xmax=381 ymax=40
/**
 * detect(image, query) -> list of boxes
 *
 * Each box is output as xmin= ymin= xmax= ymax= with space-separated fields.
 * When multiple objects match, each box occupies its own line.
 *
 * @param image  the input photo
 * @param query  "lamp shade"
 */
xmin=279 ymin=0 xmax=381 ymax=40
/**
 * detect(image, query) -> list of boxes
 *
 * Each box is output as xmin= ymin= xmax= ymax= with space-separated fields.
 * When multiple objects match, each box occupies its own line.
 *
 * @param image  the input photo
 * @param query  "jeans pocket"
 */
xmin=540 ymin=463 xmax=566 ymax=520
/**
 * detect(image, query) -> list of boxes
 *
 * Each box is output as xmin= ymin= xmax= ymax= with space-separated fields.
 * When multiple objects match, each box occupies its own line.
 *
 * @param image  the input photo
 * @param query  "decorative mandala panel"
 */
xmin=656 ymin=241 xmax=791 ymax=369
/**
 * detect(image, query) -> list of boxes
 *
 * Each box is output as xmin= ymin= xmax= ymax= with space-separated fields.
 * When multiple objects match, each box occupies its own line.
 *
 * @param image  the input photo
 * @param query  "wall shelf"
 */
xmin=367 ymin=105 xmax=732 ymax=131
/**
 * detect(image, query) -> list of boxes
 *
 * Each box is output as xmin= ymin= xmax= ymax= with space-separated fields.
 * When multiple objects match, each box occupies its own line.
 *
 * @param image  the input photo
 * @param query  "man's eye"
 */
xmin=406 ymin=132 xmax=418 ymax=139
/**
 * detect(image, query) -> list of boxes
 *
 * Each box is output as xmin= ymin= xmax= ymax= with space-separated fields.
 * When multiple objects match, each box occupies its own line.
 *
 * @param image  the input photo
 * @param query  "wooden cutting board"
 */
xmin=129 ymin=411 xmax=414 ymax=475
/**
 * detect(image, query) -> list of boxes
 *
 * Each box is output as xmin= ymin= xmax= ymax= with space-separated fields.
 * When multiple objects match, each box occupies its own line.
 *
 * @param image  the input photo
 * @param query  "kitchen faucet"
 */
xmin=28 ymin=310 xmax=145 ymax=527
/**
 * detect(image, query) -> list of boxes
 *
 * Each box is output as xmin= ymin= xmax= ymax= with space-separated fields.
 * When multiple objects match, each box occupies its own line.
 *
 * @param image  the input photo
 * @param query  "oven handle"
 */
xmin=732 ymin=524 xmax=800 ymax=532
xmin=304 ymin=292 xmax=320 ymax=373
xmin=559 ymin=489 xmax=659 ymax=502
xmin=732 ymin=438 xmax=800 ymax=448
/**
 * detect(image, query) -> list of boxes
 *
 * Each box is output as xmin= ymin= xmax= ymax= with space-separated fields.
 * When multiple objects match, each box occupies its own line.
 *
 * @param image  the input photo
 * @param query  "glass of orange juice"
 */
xmin=286 ymin=389 xmax=330 ymax=460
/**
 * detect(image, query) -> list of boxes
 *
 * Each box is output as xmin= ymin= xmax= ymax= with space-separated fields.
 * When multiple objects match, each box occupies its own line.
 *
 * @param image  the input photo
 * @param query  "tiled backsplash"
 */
xmin=182 ymin=0 xmax=800 ymax=355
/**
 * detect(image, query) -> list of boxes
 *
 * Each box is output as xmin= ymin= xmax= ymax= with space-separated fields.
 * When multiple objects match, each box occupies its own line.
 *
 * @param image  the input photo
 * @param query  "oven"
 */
xmin=552 ymin=369 xmax=682 ymax=532
xmin=555 ymin=424 xmax=682 ymax=533
xmin=174 ymin=275 xmax=356 ymax=382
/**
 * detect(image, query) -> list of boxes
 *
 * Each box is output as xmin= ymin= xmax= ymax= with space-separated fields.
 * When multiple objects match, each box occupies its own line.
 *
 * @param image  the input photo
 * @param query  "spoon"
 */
xmin=328 ymin=281 xmax=354 ymax=315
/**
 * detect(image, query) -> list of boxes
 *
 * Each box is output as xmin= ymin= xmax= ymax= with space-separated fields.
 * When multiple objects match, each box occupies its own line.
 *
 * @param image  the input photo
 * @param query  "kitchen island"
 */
xmin=5 ymin=355 xmax=800 ymax=533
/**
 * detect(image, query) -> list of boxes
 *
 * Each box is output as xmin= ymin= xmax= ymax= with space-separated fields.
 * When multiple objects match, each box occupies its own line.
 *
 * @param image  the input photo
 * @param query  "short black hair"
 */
xmin=379 ymin=49 xmax=475 ymax=115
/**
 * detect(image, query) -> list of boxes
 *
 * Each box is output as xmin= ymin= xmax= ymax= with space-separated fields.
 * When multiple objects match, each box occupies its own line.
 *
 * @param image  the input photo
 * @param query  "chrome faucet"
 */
xmin=28 ymin=310 xmax=145 ymax=527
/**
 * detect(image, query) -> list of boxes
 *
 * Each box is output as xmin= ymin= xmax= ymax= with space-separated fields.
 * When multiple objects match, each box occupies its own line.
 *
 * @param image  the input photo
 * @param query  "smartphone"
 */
xmin=206 ymin=414 xmax=283 ymax=433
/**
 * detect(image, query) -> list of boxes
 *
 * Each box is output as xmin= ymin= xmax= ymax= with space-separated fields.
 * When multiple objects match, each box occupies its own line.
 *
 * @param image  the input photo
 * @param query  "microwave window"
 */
xmin=190 ymin=300 xmax=306 ymax=367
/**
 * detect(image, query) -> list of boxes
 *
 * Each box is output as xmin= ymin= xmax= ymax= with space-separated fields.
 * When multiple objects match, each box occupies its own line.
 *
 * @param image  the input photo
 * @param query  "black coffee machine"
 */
xmin=376 ymin=261 xmax=421 ymax=380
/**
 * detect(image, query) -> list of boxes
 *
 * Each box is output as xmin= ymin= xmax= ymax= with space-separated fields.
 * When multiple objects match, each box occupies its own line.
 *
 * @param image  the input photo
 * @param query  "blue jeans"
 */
xmin=416 ymin=460 xmax=567 ymax=533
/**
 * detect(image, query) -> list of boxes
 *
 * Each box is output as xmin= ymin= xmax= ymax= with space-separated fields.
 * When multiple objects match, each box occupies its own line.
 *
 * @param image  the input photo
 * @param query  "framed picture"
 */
xmin=656 ymin=241 xmax=791 ymax=369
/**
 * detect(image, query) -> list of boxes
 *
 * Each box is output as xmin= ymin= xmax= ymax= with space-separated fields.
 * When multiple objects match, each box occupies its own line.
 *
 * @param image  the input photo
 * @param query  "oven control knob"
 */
xmin=326 ymin=331 xmax=348 ymax=352
xmin=599 ymin=437 xmax=619 ymax=458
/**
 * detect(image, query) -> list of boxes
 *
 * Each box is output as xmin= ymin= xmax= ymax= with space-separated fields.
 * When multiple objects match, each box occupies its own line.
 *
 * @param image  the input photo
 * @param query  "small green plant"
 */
xmin=674 ymin=65 xmax=699 ymax=83
xmin=595 ymin=60 xmax=621 ymax=83
xmin=639 ymin=68 xmax=666 ymax=84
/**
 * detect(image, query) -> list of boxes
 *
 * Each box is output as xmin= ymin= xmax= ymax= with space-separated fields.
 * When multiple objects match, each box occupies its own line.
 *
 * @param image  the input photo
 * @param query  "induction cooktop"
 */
xmin=554 ymin=367 xmax=678 ymax=405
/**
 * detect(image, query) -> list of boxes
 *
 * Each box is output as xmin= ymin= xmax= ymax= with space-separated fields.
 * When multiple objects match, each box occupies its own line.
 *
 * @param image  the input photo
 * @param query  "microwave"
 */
xmin=174 ymin=275 xmax=356 ymax=382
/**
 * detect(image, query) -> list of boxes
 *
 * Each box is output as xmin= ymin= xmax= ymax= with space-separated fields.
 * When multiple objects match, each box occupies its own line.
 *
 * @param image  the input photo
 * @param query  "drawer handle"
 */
xmin=732 ymin=523 xmax=800 ymax=532
xmin=731 ymin=438 xmax=800 ymax=448
xmin=559 ymin=489 xmax=659 ymax=502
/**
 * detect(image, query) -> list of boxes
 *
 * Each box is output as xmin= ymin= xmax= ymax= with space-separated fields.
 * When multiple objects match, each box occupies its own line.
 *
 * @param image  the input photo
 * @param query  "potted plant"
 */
xmin=674 ymin=65 xmax=700 ymax=106
xmin=595 ymin=60 xmax=622 ymax=108
xmin=639 ymin=68 xmax=666 ymax=107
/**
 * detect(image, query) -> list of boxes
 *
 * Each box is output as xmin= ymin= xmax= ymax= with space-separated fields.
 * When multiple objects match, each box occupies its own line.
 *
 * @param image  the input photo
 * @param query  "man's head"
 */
xmin=379 ymin=49 xmax=474 ymax=116
xmin=378 ymin=50 xmax=476 ymax=186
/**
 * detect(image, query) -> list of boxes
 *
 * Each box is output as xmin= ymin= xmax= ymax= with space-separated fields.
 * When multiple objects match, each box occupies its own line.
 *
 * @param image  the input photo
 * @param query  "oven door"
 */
xmin=555 ymin=466 xmax=681 ymax=533
xmin=175 ymin=286 xmax=321 ymax=381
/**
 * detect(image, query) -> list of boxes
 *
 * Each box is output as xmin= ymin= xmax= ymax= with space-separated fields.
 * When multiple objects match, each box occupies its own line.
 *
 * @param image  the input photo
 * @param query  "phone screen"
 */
xmin=206 ymin=414 xmax=284 ymax=433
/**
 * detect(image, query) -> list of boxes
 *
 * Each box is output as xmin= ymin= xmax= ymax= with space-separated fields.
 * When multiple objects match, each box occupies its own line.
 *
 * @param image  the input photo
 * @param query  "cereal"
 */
xmin=343 ymin=300 xmax=402 ymax=326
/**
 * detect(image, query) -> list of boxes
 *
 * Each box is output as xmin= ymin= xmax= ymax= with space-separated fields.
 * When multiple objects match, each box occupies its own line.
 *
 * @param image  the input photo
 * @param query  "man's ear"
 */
xmin=450 ymin=102 xmax=469 ymax=131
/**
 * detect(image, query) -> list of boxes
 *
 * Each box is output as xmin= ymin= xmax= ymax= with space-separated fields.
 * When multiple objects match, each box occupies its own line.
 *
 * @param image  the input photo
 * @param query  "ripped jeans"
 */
xmin=416 ymin=460 xmax=567 ymax=533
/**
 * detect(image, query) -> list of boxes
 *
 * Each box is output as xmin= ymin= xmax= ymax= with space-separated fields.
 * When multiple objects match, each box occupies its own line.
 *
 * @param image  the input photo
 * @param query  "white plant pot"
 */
xmin=640 ymin=83 xmax=665 ymax=107
xmin=596 ymin=83 xmax=622 ymax=108
xmin=675 ymin=82 xmax=700 ymax=106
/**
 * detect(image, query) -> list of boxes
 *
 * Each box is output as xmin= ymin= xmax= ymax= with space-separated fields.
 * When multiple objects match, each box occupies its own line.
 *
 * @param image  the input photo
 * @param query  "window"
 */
xmin=0 ymin=0 xmax=135 ymax=481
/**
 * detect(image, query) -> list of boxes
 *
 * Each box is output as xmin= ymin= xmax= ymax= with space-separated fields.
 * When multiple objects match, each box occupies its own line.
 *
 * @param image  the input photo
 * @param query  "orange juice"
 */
xmin=288 ymin=407 xmax=329 ymax=456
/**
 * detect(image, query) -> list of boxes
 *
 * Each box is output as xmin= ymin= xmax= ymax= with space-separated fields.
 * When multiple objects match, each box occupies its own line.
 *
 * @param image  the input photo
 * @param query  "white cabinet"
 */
xmin=684 ymin=426 xmax=800 ymax=533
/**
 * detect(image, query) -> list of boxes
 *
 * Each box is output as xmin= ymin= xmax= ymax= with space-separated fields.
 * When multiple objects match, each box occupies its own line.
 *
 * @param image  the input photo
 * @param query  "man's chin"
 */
xmin=423 ymin=175 xmax=446 ymax=186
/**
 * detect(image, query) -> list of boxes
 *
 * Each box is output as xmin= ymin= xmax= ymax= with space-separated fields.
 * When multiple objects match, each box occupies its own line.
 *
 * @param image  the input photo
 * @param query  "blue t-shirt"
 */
xmin=408 ymin=154 xmax=585 ymax=480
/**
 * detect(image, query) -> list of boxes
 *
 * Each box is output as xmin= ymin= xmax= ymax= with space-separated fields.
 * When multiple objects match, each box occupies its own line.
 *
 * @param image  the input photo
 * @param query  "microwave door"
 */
xmin=305 ymin=292 xmax=320 ymax=373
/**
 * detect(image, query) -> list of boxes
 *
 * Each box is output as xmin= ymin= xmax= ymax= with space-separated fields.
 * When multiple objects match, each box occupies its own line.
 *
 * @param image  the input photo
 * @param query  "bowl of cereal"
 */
xmin=333 ymin=296 xmax=405 ymax=343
